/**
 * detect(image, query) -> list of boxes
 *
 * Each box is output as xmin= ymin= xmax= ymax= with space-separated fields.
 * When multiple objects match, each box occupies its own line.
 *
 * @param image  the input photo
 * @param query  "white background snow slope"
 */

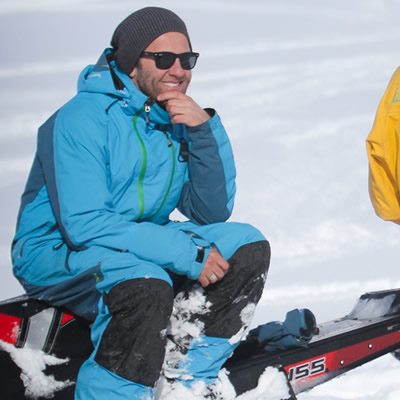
xmin=1 ymin=0 xmax=400 ymax=398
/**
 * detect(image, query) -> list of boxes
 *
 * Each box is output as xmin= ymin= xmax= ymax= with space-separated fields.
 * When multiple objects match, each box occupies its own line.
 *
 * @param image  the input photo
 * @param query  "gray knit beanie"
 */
xmin=111 ymin=7 xmax=192 ymax=75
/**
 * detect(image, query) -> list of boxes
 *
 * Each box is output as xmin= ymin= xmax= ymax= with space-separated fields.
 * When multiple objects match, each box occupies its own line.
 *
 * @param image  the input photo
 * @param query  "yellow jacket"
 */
xmin=366 ymin=67 xmax=400 ymax=223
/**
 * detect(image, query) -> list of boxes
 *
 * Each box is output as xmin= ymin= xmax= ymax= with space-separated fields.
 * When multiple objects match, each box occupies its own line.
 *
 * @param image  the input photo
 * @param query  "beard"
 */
xmin=131 ymin=64 xmax=190 ymax=106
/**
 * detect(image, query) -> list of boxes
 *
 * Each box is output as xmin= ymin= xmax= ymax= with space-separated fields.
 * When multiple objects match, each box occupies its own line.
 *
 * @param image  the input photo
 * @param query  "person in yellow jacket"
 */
xmin=366 ymin=67 xmax=400 ymax=223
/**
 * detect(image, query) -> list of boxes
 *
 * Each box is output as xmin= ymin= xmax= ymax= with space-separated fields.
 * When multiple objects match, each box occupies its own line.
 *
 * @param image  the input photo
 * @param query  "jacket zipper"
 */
xmin=149 ymin=129 xmax=176 ymax=219
xmin=133 ymin=104 xmax=148 ymax=220
xmin=132 ymin=100 xmax=176 ymax=220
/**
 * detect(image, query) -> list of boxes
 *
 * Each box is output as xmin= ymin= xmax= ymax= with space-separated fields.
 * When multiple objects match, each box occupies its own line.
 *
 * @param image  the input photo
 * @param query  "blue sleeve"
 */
xmin=177 ymin=111 xmax=236 ymax=224
xmin=40 ymin=101 xmax=207 ymax=280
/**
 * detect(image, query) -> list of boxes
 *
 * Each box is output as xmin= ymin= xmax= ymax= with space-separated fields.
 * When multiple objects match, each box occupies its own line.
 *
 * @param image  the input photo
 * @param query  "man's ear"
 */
xmin=129 ymin=67 xmax=136 ymax=79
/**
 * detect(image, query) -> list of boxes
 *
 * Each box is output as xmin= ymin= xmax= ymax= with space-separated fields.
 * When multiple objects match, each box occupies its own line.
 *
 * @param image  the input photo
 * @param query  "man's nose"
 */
xmin=168 ymin=58 xmax=185 ymax=76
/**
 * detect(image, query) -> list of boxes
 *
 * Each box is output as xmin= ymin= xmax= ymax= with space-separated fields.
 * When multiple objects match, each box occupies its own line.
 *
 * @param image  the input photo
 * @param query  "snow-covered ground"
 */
xmin=1 ymin=0 xmax=400 ymax=398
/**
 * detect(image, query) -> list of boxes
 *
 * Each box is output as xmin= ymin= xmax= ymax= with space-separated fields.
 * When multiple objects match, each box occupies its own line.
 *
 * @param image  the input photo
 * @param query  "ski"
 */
xmin=225 ymin=288 xmax=400 ymax=396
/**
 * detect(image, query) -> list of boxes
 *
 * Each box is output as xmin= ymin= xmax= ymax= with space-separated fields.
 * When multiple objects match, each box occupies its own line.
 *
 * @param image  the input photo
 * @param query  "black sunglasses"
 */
xmin=140 ymin=51 xmax=199 ymax=70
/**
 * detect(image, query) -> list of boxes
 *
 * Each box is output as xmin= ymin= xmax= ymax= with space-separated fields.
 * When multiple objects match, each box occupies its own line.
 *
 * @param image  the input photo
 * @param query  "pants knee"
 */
xmin=104 ymin=278 xmax=173 ymax=316
xmin=95 ymin=278 xmax=173 ymax=386
xmin=200 ymin=240 xmax=270 ymax=338
xmin=229 ymin=240 xmax=270 ymax=282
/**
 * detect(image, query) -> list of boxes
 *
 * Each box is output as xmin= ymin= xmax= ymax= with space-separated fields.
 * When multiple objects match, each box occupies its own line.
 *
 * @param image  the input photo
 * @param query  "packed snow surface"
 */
xmin=156 ymin=368 xmax=290 ymax=400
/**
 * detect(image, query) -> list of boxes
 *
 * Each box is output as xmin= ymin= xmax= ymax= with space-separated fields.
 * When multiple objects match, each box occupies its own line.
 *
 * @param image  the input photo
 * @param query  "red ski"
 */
xmin=225 ymin=289 xmax=400 ymax=398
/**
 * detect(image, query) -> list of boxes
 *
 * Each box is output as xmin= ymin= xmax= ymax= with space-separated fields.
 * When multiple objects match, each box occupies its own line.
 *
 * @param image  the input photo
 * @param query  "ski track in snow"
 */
xmin=1 ymin=0 xmax=400 ymax=398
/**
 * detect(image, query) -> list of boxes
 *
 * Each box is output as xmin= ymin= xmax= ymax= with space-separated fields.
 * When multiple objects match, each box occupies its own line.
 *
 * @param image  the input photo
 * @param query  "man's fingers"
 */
xmin=212 ymin=250 xmax=229 ymax=273
xmin=157 ymin=91 xmax=210 ymax=127
xmin=197 ymin=249 xmax=230 ymax=287
xmin=211 ymin=266 xmax=225 ymax=281
xmin=219 ymin=258 xmax=229 ymax=272
xmin=198 ymin=275 xmax=210 ymax=287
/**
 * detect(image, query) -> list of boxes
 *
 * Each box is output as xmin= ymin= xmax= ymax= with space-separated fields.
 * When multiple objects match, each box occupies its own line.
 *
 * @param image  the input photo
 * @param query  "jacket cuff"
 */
xmin=189 ymin=245 xmax=210 ymax=280
xmin=185 ymin=234 xmax=211 ymax=280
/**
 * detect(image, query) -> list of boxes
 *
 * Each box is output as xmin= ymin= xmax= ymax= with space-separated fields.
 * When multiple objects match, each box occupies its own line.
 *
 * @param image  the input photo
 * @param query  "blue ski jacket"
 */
xmin=12 ymin=49 xmax=236 ymax=283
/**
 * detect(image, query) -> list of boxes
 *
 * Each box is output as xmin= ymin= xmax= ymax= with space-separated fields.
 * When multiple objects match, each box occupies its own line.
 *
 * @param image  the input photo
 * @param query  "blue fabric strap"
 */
xmin=252 ymin=308 xmax=318 ymax=352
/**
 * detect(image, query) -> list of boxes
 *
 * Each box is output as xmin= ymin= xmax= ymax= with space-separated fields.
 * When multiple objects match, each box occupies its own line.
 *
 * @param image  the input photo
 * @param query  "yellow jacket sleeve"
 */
xmin=366 ymin=66 xmax=400 ymax=223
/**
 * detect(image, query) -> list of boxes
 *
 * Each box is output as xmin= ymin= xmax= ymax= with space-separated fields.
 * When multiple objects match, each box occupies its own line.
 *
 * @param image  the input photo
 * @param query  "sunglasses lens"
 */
xmin=155 ymin=53 xmax=175 ymax=69
xmin=180 ymin=54 xmax=198 ymax=70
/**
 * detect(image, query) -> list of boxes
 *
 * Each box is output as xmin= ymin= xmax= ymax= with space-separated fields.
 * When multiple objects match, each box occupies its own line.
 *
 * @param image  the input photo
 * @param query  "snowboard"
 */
xmin=1 ymin=288 xmax=400 ymax=399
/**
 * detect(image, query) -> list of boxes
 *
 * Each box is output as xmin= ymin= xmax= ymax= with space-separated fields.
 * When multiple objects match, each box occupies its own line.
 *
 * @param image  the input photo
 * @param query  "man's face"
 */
xmin=130 ymin=32 xmax=192 ymax=100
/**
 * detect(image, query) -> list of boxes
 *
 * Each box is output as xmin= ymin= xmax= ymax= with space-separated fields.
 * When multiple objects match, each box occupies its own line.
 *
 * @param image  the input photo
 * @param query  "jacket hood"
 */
xmin=77 ymin=48 xmax=171 ymax=124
